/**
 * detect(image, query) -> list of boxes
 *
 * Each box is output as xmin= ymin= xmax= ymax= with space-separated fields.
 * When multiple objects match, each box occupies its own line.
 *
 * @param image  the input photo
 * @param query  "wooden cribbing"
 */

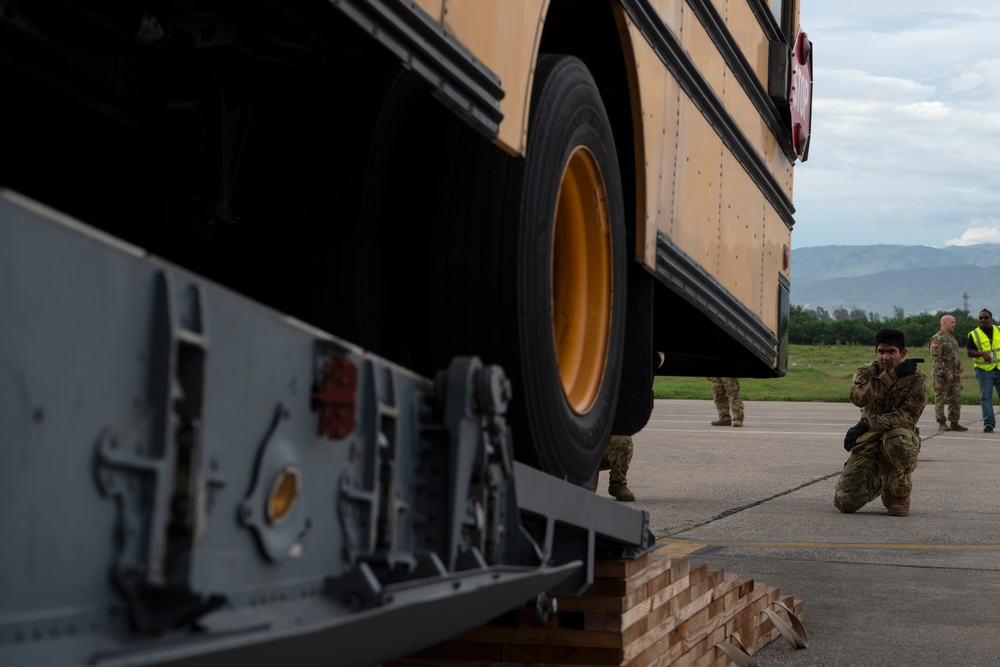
xmin=385 ymin=550 xmax=804 ymax=667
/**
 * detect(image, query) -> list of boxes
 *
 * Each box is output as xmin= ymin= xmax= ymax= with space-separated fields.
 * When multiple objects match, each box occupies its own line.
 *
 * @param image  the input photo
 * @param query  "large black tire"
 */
xmin=499 ymin=54 xmax=627 ymax=483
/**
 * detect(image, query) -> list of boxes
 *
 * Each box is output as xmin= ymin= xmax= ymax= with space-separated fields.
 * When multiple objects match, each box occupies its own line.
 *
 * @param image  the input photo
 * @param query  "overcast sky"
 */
xmin=790 ymin=2 xmax=1000 ymax=248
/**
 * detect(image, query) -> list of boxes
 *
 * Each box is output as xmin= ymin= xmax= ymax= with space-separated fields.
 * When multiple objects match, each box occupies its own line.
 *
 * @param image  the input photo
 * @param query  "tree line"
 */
xmin=790 ymin=306 xmax=978 ymax=348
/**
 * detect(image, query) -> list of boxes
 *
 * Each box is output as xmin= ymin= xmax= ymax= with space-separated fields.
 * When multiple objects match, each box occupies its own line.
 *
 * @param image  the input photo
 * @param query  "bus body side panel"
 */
xmin=718 ymin=150 xmax=766 ymax=317
xmin=720 ymin=0 xmax=771 ymax=89
xmin=615 ymin=10 xmax=675 ymax=270
xmin=681 ymin=5 xmax=728 ymax=97
xmin=671 ymin=100 xmax=725 ymax=279
xmin=620 ymin=0 xmax=794 ymax=369
xmin=416 ymin=0 xmax=549 ymax=157
xmin=762 ymin=204 xmax=789 ymax=337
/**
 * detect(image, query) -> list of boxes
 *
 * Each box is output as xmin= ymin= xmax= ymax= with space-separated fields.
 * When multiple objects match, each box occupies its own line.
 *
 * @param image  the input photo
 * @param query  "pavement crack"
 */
xmin=663 ymin=471 xmax=842 ymax=537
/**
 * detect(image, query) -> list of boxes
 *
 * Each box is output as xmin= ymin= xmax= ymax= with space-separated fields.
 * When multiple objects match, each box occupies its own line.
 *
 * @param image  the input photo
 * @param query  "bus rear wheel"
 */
xmin=501 ymin=54 xmax=627 ymax=484
xmin=352 ymin=55 xmax=626 ymax=486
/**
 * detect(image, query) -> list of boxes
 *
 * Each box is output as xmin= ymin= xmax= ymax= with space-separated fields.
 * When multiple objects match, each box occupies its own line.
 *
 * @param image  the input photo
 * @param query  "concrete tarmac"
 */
xmin=590 ymin=399 xmax=1000 ymax=666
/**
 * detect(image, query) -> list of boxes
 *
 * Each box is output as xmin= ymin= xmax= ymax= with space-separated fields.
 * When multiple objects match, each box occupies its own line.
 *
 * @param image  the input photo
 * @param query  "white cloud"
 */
xmin=945 ymin=220 xmax=1000 ymax=246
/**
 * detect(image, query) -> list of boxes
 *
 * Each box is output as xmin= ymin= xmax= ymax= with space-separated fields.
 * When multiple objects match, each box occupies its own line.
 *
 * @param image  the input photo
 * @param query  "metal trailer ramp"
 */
xmin=0 ymin=190 xmax=653 ymax=667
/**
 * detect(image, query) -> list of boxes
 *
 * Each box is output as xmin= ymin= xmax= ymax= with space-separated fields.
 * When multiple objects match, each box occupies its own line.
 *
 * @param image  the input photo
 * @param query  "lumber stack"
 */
xmin=385 ymin=550 xmax=804 ymax=667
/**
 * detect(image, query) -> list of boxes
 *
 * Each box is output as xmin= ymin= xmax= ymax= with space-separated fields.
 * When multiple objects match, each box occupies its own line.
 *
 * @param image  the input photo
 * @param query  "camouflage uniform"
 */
xmin=929 ymin=330 xmax=963 ymax=426
xmin=834 ymin=360 xmax=929 ymax=515
xmin=711 ymin=377 xmax=744 ymax=424
xmin=588 ymin=435 xmax=635 ymax=501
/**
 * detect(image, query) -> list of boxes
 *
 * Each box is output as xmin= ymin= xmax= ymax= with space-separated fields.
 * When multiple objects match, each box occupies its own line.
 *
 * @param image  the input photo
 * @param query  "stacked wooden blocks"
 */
xmin=386 ymin=549 xmax=804 ymax=666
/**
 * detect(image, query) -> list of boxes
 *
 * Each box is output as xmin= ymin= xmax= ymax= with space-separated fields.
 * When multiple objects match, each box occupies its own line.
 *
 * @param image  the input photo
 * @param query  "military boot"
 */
xmin=885 ymin=497 xmax=910 ymax=517
xmin=881 ymin=483 xmax=910 ymax=517
xmin=606 ymin=435 xmax=635 ymax=502
xmin=711 ymin=418 xmax=732 ymax=426
xmin=950 ymin=422 xmax=968 ymax=432
xmin=609 ymin=484 xmax=635 ymax=502
xmin=937 ymin=422 xmax=949 ymax=432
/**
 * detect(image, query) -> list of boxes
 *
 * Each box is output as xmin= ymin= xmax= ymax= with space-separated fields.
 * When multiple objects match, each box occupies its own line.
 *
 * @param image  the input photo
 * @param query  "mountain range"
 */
xmin=789 ymin=244 xmax=1000 ymax=317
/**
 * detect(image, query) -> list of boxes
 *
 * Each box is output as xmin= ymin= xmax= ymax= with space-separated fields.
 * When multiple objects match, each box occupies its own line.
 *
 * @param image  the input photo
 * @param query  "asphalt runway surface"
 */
xmin=590 ymin=399 xmax=1000 ymax=666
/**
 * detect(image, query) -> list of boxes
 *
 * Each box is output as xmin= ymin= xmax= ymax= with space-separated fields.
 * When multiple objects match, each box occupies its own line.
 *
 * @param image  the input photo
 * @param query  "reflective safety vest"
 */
xmin=969 ymin=325 xmax=1000 ymax=371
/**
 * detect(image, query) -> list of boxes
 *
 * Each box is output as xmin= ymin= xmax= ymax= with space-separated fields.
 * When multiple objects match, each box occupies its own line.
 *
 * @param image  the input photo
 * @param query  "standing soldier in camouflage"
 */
xmin=588 ymin=435 xmax=635 ymax=501
xmin=835 ymin=328 xmax=929 ymax=517
xmin=929 ymin=314 xmax=967 ymax=432
xmin=709 ymin=377 xmax=744 ymax=427
xmin=588 ymin=352 xmax=666 ymax=502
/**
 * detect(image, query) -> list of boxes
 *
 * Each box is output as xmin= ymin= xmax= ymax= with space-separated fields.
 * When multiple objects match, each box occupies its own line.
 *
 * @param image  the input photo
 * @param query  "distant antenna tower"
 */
xmin=963 ymin=292 xmax=970 ymax=313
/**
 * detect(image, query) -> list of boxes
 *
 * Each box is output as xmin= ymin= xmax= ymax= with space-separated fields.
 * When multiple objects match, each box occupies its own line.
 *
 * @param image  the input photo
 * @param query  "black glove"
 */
xmin=844 ymin=418 xmax=869 ymax=452
xmin=893 ymin=358 xmax=923 ymax=378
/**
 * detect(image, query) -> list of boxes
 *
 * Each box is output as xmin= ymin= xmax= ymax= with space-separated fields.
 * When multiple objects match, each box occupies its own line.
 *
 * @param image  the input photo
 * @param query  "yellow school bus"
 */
xmin=385 ymin=0 xmax=812 ymax=480
xmin=0 ymin=0 xmax=811 ymax=485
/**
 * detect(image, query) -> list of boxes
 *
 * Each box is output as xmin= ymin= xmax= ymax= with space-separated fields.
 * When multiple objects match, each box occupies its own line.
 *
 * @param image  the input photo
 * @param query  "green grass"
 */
xmin=652 ymin=343 xmax=984 ymax=404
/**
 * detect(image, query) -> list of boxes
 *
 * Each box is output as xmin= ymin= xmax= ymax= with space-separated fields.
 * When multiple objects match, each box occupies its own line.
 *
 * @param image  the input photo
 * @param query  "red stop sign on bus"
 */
xmin=790 ymin=29 xmax=812 ymax=161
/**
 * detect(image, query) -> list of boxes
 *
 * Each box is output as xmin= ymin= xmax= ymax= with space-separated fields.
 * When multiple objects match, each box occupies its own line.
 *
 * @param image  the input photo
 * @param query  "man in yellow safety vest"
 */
xmin=967 ymin=309 xmax=1000 ymax=433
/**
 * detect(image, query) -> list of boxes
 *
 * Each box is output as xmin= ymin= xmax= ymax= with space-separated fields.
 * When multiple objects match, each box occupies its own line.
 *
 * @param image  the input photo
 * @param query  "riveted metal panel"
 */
xmin=718 ymin=150 xmax=766 ymax=318
xmin=680 ymin=4 xmax=728 ymax=101
xmin=670 ymin=98 xmax=724 ymax=271
xmin=720 ymin=0 xmax=772 ymax=89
